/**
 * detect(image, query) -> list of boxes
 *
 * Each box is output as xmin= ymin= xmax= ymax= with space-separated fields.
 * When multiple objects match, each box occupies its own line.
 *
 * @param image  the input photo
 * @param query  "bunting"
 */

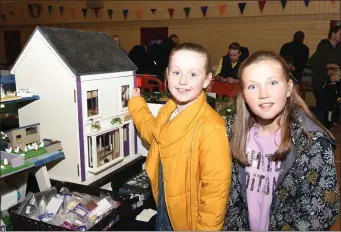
xmin=1 ymin=14 xmax=6 ymax=22
xmin=59 ymin=6 xmax=64 ymax=16
xmin=136 ymin=9 xmax=142 ymax=19
xmin=59 ymin=6 xmax=64 ymax=15
xmin=151 ymin=9 xmax=157 ymax=15
xmin=70 ymin=8 xmax=75 ymax=19
xmin=108 ymin=9 xmax=113 ymax=19
xmin=122 ymin=9 xmax=128 ymax=19
xmin=218 ymin=4 xmax=226 ymax=16
xmin=238 ymin=3 xmax=246 ymax=15
xmin=280 ymin=0 xmax=288 ymax=10
xmin=94 ymin=8 xmax=100 ymax=18
xmin=82 ymin=8 xmax=87 ymax=18
xmin=168 ymin=8 xmax=174 ymax=19
xmin=304 ymin=0 xmax=310 ymax=7
xmin=184 ymin=7 xmax=190 ymax=18
xmin=200 ymin=6 xmax=208 ymax=18
xmin=18 ymin=9 xmax=24 ymax=17
xmin=258 ymin=1 xmax=266 ymax=13
xmin=48 ymin=5 xmax=53 ymax=15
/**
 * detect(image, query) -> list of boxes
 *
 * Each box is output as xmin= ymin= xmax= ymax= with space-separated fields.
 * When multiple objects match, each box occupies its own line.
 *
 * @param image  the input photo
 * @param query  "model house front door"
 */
xmin=123 ymin=124 xmax=130 ymax=156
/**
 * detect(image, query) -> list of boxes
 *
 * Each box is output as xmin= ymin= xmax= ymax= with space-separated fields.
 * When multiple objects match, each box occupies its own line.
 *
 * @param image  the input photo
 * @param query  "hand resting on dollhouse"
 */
xmin=132 ymin=88 xmax=141 ymax=97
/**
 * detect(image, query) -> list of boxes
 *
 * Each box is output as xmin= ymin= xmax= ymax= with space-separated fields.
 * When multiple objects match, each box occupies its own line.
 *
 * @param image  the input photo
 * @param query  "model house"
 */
xmin=10 ymin=26 xmax=139 ymax=184
xmin=6 ymin=123 xmax=40 ymax=149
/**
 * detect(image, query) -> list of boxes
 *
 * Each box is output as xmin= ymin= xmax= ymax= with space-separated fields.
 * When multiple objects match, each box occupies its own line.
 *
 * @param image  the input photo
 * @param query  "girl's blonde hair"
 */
xmin=231 ymin=50 xmax=334 ymax=165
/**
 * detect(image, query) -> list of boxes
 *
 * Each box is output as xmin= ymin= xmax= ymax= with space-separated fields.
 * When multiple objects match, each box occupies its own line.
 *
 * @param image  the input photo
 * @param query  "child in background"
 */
xmin=224 ymin=51 xmax=339 ymax=231
xmin=129 ymin=43 xmax=232 ymax=231
xmin=323 ymin=67 xmax=340 ymax=129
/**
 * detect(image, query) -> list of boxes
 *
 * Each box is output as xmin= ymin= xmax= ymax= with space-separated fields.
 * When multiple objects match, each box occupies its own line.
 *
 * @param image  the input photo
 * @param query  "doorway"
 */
xmin=140 ymin=27 xmax=168 ymax=45
xmin=4 ymin=31 xmax=21 ymax=66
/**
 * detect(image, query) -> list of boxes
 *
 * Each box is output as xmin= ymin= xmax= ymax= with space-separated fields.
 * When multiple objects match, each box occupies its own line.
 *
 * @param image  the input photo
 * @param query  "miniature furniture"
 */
xmin=136 ymin=74 xmax=163 ymax=92
xmin=209 ymin=80 xmax=240 ymax=99
xmin=11 ymin=26 xmax=140 ymax=185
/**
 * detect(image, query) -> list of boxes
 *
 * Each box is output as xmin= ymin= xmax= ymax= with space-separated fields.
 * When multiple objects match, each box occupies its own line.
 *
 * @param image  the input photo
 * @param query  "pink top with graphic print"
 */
xmin=245 ymin=126 xmax=282 ymax=231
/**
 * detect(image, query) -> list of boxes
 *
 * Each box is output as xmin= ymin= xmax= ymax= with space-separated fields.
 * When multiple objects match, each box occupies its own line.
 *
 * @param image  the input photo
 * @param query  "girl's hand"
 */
xmin=132 ymin=88 xmax=141 ymax=97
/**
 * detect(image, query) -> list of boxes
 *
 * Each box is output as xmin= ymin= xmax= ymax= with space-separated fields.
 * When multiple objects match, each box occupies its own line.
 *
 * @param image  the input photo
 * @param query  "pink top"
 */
xmin=245 ymin=126 xmax=282 ymax=231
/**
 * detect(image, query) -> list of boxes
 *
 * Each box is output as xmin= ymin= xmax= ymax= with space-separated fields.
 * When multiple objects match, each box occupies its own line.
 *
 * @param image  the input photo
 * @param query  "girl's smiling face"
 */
xmin=242 ymin=60 xmax=293 ymax=125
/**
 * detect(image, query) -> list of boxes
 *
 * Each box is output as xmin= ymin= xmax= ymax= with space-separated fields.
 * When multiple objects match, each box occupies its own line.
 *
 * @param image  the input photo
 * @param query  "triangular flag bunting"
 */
xmin=151 ymin=9 xmax=157 ymax=15
xmin=280 ymin=0 xmax=287 ymax=9
xmin=258 ymin=1 xmax=266 ymax=13
xmin=59 ymin=6 xmax=64 ymax=16
xmin=48 ymin=5 xmax=53 ymax=15
xmin=136 ymin=9 xmax=143 ymax=19
xmin=218 ymin=4 xmax=226 ymax=16
xmin=70 ymin=8 xmax=75 ymax=19
xmin=122 ymin=9 xmax=128 ymax=19
xmin=1 ymin=14 xmax=6 ymax=22
xmin=18 ymin=8 xmax=24 ymax=17
xmin=94 ymin=8 xmax=100 ymax=18
xmin=304 ymin=0 xmax=310 ymax=7
xmin=183 ymin=7 xmax=190 ymax=18
xmin=168 ymin=8 xmax=174 ymax=19
xmin=9 ymin=10 xmax=14 ymax=16
xmin=238 ymin=3 xmax=246 ymax=15
xmin=200 ymin=6 xmax=208 ymax=18
xmin=108 ymin=9 xmax=113 ymax=19
xmin=82 ymin=8 xmax=87 ymax=18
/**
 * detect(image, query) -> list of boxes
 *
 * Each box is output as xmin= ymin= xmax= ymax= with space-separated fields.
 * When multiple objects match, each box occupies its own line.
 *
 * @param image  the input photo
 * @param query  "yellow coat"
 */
xmin=128 ymin=91 xmax=232 ymax=230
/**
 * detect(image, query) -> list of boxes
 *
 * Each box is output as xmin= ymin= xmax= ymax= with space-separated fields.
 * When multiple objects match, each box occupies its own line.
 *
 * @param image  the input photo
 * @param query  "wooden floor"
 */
xmin=330 ymin=124 xmax=340 ymax=231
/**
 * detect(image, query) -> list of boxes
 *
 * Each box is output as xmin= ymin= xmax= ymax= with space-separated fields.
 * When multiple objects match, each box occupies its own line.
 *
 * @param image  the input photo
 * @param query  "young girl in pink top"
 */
xmin=224 ymin=51 xmax=339 ymax=231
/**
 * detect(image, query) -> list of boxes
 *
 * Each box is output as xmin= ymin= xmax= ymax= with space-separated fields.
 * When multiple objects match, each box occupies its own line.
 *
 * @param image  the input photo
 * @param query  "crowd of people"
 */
xmin=126 ymin=25 xmax=340 ymax=231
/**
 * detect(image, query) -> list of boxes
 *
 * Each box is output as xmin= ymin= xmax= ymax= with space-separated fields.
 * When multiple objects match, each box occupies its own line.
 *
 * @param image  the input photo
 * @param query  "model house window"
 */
xmin=95 ymin=129 xmax=120 ymax=167
xmin=16 ymin=135 xmax=22 ymax=143
xmin=87 ymin=136 xmax=93 ymax=168
xmin=87 ymin=90 xmax=99 ymax=117
xmin=26 ymin=126 xmax=37 ymax=135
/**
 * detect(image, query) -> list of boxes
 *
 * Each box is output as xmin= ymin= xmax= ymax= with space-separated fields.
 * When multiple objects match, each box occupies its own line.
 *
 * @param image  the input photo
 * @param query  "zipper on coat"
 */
xmin=189 ymin=122 xmax=199 ymax=229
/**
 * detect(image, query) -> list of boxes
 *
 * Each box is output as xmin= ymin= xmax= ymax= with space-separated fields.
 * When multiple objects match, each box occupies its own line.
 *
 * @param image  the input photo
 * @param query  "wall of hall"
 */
xmin=0 ymin=1 xmax=339 ymax=65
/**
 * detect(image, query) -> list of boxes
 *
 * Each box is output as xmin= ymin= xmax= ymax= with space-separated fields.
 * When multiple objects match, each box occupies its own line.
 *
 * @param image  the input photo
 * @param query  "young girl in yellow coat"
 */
xmin=128 ymin=43 xmax=232 ymax=231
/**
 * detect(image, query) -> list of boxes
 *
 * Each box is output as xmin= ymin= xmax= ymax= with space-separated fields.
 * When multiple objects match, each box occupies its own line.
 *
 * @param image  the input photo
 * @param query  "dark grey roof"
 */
xmin=36 ymin=26 xmax=137 ymax=75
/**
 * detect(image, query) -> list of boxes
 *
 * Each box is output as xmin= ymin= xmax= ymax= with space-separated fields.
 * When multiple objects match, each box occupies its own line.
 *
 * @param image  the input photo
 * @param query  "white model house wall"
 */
xmin=80 ymin=72 xmax=135 ymax=182
xmin=13 ymin=30 xmax=81 ymax=183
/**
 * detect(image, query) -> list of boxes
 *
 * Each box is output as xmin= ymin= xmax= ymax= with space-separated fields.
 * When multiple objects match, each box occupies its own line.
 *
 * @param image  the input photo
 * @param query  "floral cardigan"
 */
xmin=224 ymin=110 xmax=340 ymax=231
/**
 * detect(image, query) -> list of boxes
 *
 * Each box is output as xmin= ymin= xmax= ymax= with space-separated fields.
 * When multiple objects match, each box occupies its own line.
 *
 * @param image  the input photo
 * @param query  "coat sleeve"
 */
xmin=128 ymin=96 xmax=156 ymax=145
xmin=281 ymin=137 xmax=340 ymax=231
xmin=196 ymin=127 xmax=232 ymax=231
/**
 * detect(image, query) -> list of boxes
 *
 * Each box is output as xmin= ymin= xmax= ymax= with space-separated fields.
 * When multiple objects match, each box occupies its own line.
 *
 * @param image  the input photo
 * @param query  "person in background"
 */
xmin=310 ymin=25 xmax=341 ymax=124
xmin=128 ymin=44 xmax=148 ymax=74
xmin=280 ymin=31 xmax=309 ymax=83
xmin=323 ymin=67 xmax=340 ymax=129
xmin=112 ymin=34 xmax=127 ymax=54
xmin=129 ymin=43 xmax=232 ymax=230
xmin=224 ymin=51 xmax=339 ymax=231
xmin=146 ymin=36 xmax=168 ymax=80
xmin=164 ymin=34 xmax=180 ymax=65
xmin=215 ymin=42 xmax=243 ymax=84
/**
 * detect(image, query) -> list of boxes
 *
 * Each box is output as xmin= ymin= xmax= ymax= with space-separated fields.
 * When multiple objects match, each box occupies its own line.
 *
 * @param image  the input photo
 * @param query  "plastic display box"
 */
xmin=8 ymin=182 xmax=136 ymax=231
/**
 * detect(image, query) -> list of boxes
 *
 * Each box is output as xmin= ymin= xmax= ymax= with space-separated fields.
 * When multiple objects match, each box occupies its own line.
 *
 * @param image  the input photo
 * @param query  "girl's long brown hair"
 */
xmin=231 ymin=50 xmax=334 ymax=165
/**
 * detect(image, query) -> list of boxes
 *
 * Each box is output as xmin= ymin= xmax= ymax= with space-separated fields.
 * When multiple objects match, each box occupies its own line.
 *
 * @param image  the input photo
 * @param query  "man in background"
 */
xmin=280 ymin=31 xmax=309 ymax=83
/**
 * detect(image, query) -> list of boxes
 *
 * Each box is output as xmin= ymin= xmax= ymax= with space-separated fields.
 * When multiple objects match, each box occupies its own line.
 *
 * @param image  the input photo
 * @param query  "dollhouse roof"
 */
xmin=16 ymin=26 xmax=137 ymax=76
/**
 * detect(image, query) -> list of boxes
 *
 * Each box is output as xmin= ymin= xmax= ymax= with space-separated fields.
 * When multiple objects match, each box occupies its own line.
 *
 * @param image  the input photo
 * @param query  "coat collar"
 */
xmin=153 ymin=91 xmax=207 ymax=148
